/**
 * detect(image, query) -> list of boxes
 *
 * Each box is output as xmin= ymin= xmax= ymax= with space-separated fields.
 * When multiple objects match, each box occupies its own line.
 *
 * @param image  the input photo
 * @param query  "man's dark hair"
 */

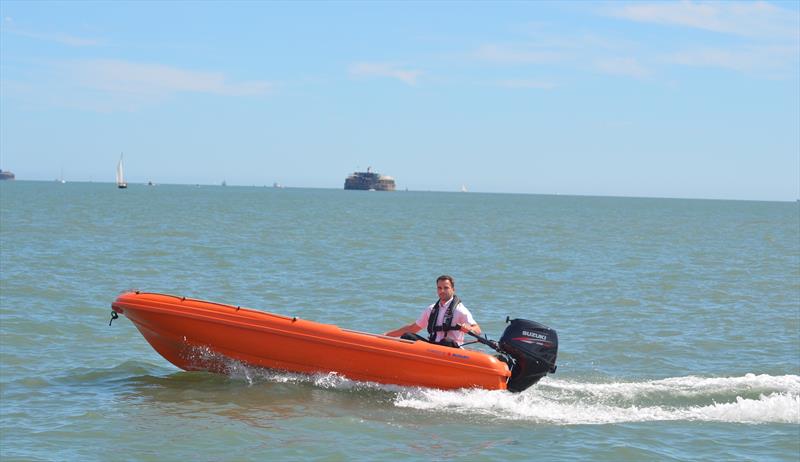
xmin=436 ymin=275 xmax=455 ymax=287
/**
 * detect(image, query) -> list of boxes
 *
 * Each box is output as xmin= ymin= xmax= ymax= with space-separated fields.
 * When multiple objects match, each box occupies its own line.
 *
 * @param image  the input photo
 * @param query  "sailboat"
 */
xmin=116 ymin=154 xmax=128 ymax=189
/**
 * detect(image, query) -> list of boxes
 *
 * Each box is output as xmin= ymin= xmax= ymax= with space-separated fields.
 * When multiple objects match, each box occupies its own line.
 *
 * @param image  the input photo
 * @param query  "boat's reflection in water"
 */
xmin=116 ymin=365 xmax=422 ymax=428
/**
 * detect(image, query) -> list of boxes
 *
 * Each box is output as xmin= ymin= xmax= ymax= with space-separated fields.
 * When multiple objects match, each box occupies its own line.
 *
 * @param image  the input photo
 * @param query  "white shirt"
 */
xmin=415 ymin=297 xmax=476 ymax=346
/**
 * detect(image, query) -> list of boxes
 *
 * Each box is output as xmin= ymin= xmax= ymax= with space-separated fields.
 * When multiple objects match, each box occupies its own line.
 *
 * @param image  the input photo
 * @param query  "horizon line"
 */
xmin=1 ymin=179 xmax=797 ymax=204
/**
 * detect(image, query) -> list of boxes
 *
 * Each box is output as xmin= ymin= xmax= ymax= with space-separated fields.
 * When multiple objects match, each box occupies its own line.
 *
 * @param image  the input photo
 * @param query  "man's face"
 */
xmin=437 ymin=280 xmax=454 ymax=303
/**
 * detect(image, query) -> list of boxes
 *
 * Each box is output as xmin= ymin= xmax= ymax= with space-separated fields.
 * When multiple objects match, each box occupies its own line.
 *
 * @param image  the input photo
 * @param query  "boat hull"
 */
xmin=112 ymin=292 xmax=511 ymax=390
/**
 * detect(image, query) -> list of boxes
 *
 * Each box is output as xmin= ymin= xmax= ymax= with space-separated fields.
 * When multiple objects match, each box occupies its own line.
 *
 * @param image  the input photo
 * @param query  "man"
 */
xmin=385 ymin=275 xmax=481 ymax=347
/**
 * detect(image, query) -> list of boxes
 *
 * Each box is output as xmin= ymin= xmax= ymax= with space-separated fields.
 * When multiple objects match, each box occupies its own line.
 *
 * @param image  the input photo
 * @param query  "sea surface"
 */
xmin=1 ymin=181 xmax=798 ymax=461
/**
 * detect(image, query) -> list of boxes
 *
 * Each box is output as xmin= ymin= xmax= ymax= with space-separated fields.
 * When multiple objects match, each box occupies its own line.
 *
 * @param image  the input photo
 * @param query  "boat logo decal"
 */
xmin=512 ymin=336 xmax=553 ymax=347
xmin=522 ymin=330 xmax=548 ymax=341
xmin=426 ymin=349 xmax=469 ymax=360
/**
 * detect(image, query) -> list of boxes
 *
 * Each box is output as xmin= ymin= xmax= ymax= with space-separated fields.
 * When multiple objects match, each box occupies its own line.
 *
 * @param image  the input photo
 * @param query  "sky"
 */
xmin=0 ymin=1 xmax=798 ymax=201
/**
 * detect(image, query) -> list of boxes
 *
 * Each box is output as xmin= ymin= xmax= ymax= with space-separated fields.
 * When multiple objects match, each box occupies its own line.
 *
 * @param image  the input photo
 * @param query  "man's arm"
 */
xmin=384 ymin=322 xmax=422 ymax=337
xmin=460 ymin=322 xmax=481 ymax=335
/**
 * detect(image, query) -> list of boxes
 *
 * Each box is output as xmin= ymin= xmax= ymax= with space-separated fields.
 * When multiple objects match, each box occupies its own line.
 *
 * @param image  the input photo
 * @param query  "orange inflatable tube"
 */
xmin=111 ymin=292 xmax=512 ymax=390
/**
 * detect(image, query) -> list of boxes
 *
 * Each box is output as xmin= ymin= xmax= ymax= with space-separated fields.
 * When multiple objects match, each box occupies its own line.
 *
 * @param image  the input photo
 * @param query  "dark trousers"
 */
xmin=401 ymin=333 xmax=460 ymax=348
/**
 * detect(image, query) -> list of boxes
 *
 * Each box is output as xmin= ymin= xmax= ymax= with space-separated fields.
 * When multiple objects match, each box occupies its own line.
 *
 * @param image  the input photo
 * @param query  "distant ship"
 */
xmin=344 ymin=167 xmax=395 ymax=191
xmin=0 ymin=169 xmax=15 ymax=181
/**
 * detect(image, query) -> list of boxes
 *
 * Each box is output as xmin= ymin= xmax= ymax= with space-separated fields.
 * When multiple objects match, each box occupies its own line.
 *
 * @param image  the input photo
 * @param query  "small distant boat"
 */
xmin=116 ymin=154 xmax=128 ymax=189
xmin=460 ymin=184 xmax=468 ymax=193
xmin=0 ymin=169 xmax=15 ymax=181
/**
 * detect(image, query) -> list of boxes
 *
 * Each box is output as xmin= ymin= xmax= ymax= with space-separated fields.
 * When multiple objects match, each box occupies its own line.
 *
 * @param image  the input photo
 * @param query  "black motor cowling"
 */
xmin=499 ymin=319 xmax=558 ymax=392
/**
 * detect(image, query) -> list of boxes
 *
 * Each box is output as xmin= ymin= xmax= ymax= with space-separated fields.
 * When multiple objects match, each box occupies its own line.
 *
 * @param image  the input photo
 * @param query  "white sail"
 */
xmin=116 ymin=154 xmax=127 ymax=188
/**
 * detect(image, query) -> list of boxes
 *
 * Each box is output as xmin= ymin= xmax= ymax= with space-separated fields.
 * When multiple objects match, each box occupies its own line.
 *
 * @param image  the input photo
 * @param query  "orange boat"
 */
xmin=110 ymin=292 xmax=558 ymax=392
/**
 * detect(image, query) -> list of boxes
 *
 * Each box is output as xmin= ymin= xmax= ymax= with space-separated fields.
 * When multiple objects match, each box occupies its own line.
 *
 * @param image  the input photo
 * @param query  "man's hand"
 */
xmin=460 ymin=323 xmax=482 ymax=335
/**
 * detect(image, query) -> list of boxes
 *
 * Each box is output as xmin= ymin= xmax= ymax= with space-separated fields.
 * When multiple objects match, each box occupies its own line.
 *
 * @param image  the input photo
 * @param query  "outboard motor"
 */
xmin=499 ymin=319 xmax=558 ymax=392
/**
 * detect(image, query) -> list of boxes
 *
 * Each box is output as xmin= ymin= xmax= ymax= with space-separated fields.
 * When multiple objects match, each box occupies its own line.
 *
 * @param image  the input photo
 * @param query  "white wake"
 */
xmin=186 ymin=347 xmax=799 ymax=424
xmin=394 ymin=374 xmax=800 ymax=425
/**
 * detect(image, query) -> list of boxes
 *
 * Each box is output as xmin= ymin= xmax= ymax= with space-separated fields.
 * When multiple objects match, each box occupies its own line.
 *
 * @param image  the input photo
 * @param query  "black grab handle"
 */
xmin=465 ymin=330 xmax=502 ymax=353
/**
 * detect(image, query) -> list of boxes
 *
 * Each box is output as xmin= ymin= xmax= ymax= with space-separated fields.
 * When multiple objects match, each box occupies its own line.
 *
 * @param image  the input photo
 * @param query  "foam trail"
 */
xmin=184 ymin=348 xmax=800 ymax=424
xmin=394 ymin=375 xmax=800 ymax=425
xmin=545 ymin=374 xmax=800 ymax=399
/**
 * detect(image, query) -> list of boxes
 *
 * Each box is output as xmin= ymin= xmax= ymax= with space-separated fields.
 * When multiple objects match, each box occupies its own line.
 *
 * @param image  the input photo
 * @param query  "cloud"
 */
xmin=664 ymin=45 xmax=798 ymax=75
xmin=349 ymin=62 xmax=422 ymax=85
xmin=473 ymin=44 xmax=562 ymax=64
xmin=0 ymin=60 xmax=273 ymax=112
xmin=472 ymin=40 xmax=650 ymax=81
xmin=4 ymin=20 xmax=101 ymax=47
xmin=607 ymin=1 xmax=800 ymax=40
xmin=66 ymin=59 xmax=271 ymax=98
xmin=34 ymin=31 xmax=100 ymax=47
xmin=594 ymin=57 xmax=651 ymax=79
xmin=604 ymin=2 xmax=799 ymax=77
xmin=497 ymin=79 xmax=557 ymax=90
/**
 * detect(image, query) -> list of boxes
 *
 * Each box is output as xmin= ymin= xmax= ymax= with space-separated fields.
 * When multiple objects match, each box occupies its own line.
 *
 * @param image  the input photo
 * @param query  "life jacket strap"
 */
xmin=426 ymin=295 xmax=461 ymax=342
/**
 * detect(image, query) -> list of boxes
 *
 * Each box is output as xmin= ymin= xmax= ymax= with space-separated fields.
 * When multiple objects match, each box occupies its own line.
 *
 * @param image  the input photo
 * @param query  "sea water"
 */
xmin=1 ymin=181 xmax=798 ymax=461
